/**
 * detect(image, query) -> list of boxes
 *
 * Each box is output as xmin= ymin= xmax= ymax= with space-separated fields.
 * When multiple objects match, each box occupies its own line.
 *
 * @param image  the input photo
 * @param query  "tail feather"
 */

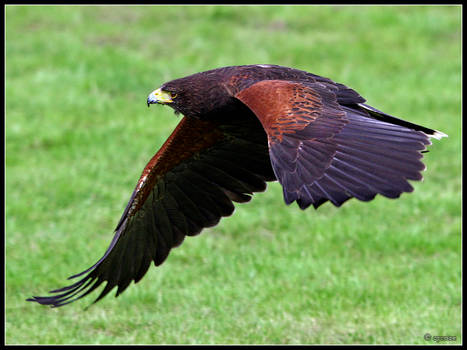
xmin=357 ymin=103 xmax=448 ymax=140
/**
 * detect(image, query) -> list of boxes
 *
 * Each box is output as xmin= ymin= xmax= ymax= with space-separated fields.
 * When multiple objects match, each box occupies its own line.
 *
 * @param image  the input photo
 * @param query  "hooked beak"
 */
xmin=147 ymin=88 xmax=174 ymax=107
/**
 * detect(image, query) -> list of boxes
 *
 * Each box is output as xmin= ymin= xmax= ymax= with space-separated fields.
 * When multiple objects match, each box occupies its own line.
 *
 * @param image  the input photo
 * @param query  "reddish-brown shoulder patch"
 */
xmin=129 ymin=117 xmax=224 ymax=215
xmin=235 ymin=80 xmax=323 ymax=141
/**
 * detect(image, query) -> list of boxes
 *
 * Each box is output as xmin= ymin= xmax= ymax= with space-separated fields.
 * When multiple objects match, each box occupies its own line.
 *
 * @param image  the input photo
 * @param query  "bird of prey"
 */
xmin=27 ymin=64 xmax=446 ymax=307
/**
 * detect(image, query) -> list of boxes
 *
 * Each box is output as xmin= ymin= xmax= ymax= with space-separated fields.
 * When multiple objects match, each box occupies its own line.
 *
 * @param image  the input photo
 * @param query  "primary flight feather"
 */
xmin=28 ymin=64 xmax=446 ymax=307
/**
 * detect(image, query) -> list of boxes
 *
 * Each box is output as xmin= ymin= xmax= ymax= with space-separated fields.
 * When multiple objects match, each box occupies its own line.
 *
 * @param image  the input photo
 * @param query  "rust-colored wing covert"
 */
xmin=235 ymin=79 xmax=434 ymax=210
xmin=27 ymin=116 xmax=274 ymax=307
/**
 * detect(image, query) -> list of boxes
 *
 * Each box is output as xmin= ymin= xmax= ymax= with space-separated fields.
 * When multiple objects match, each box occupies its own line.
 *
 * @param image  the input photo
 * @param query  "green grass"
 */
xmin=6 ymin=5 xmax=461 ymax=345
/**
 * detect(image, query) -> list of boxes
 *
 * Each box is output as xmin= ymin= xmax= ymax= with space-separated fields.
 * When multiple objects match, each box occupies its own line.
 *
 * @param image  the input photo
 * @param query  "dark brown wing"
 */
xmin=27 ymin=116 xmax=274 ymax=307
xmin=235 ymin=79 xmax=440 ymax=210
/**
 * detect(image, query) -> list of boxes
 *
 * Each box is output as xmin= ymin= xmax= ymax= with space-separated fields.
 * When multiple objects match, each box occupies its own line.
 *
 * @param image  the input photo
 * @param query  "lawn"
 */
xmin=5 ymin=5 xmax=461 ymax=345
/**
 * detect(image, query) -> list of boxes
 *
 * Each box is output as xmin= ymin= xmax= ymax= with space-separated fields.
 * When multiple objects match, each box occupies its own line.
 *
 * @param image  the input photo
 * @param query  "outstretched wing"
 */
xmin=234 ymin=79 xmax=445 ymax=210
xmin=28 ymin=116 xmax=274 ymax=307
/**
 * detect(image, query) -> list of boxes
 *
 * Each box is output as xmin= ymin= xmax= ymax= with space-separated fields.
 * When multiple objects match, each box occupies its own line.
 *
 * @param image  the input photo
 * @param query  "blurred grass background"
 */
xmin=5 ymin=5 xmax=461 ymax=345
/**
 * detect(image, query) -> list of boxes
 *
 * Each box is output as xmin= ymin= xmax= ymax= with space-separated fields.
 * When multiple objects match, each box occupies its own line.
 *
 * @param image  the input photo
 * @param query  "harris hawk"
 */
xmin=28 ymin=64 xmax=446 ymax=307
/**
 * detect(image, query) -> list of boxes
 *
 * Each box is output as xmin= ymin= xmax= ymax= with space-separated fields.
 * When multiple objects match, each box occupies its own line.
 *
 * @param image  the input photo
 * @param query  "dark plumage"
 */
xmin=28 ymin=64 xmax=446 ymax=307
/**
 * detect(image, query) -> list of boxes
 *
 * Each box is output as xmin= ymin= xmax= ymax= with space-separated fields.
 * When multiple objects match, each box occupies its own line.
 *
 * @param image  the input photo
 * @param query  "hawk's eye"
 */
xmin=170 ymin=92 xmax=177 ymax=99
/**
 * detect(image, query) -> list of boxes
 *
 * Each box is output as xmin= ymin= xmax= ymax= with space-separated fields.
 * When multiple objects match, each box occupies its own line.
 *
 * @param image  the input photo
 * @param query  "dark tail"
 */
xmin=358 ymin=103 xmax=447 ymax=140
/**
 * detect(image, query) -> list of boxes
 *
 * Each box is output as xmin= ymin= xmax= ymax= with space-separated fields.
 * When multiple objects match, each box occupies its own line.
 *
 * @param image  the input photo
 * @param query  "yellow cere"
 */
xmin=151 ymin=88 xmax=173 ymax=103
